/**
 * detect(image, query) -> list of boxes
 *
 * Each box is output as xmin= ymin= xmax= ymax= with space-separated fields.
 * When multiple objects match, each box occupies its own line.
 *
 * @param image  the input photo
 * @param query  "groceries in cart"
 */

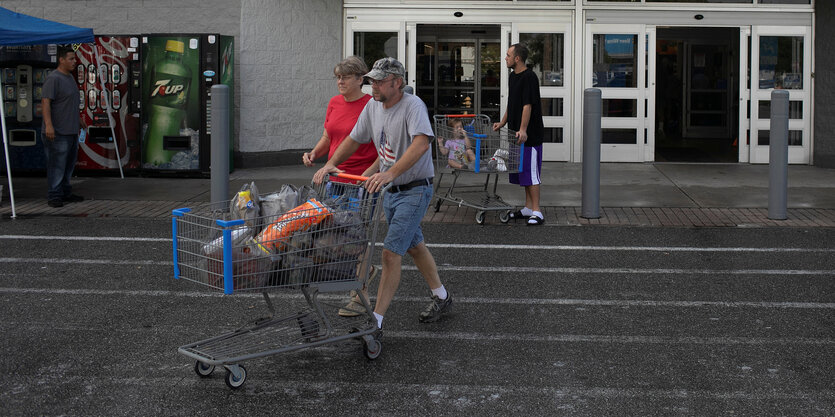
xmin=171 ymin=175 xmax=385 ymax=389
xmin=192 ymin=181 xmax=375 ymax=291
xmin=484 ymin=148 xmax=509 ymax=172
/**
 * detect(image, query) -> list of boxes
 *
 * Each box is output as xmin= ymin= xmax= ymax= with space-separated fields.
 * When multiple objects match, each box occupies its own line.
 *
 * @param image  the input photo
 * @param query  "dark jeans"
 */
xmin=42 ymin=134 xmax=78 ymax=200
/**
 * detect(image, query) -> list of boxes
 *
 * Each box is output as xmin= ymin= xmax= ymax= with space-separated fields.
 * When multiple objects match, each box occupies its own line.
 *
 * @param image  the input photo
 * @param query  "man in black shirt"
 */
xmin=493 ymin=43 xmax=545 ymax=225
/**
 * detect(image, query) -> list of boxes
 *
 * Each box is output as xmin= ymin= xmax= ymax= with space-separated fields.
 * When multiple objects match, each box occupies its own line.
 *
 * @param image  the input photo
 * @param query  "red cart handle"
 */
xmin=330 ymin=173 xmax=369 ymax=182
xmin=444 ymin=114 xmax=477 ymax=118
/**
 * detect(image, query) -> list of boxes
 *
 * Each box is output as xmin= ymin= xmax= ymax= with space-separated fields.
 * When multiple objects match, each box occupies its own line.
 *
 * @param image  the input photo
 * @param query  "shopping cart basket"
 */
xmin=171 ymin=173 xmax=385 ymax=389
xmin=432 ymin=114 xmax=524 ymax=224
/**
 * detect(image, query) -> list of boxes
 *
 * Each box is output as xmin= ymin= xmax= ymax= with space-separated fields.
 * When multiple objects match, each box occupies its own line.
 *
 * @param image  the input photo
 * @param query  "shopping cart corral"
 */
xmin=432 ymin=114 xmax=524 ymax=224
xmin=171 ymin=174 xmax=384 ymax=389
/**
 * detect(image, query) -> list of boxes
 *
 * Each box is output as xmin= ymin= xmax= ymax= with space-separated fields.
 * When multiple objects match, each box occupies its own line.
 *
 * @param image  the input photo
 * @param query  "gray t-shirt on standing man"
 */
xmin=350 ymin=93 xmax=434 ymax=186
xmin=41 ymin=70 xmax=80 ymax=136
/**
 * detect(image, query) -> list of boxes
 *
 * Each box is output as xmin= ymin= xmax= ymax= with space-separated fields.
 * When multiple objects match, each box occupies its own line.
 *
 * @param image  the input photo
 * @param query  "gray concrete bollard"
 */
xmin=768 ymin=90 xmax=789 ymax=220
xmin=211 ymin=84 xmax=231 ymax=211
xmin=582 ymin=88 xmax=602 ymax=219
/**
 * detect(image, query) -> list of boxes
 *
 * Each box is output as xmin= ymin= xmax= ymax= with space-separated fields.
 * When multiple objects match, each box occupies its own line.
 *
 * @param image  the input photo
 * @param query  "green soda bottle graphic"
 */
xmin=144 ymin=40 xmax=191 ymax=165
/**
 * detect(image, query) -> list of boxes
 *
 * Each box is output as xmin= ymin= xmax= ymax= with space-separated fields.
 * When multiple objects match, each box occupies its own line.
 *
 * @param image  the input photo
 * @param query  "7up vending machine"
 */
xmin=140 ymin=34 xmax=233 ymax=174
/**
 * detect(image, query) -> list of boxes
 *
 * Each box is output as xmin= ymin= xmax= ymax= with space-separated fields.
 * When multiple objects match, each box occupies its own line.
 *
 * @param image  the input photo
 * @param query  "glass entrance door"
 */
xmin=749 ymin=26 xmax=812 ymax=164
xmin=515 ymin=22 xmax=572 ymax=162
xmin=585 ymin=24 xmax=652 ymax=162
xmin=346 ymin=21 xmax=406 ymax=95
xmin=415 ymin=25 xmax=501 ymax=123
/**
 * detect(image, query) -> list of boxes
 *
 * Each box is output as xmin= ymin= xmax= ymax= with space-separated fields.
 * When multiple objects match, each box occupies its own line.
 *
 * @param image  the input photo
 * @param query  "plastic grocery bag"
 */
xmin=260 ymin=184 xmax=299 ymax=219
xmin=230 ymin=182 xmax=260 ymax=228
xmin=202 ymin=237 xmax=273 ymax=291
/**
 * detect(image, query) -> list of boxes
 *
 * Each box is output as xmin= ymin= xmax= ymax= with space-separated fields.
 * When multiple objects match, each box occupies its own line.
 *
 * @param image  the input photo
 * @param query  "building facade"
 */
xmin=2 ymin=0 xmax=830 ymax=167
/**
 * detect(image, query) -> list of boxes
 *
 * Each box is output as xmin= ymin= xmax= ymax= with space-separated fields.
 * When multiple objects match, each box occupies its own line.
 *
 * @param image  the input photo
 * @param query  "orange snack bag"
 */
xmin=256 ymin=199 xmax=331 ymax=253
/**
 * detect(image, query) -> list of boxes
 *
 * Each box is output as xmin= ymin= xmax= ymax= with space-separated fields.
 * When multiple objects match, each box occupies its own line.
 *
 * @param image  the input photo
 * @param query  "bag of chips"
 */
xmin=256 ymin=199 xmax=332 ymax=253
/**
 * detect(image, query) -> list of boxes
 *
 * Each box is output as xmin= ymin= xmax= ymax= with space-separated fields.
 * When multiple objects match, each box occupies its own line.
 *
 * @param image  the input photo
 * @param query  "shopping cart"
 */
xmin=171 ymin=173 xmax=384 ymax=389
xmin=432 ymin=114 xmax=524 ymax=224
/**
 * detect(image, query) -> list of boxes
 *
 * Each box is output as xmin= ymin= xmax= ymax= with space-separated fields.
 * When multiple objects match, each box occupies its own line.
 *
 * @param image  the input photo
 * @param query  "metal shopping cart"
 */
xmin=432 ymin=114 xmax=524 ymax=224
xmin=170 ymin=173 xmax=384 ymax=389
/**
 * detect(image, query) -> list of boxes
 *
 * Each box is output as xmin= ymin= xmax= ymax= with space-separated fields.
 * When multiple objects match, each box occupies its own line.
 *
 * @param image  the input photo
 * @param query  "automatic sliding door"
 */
xmin=515 ymin=23 xmax=571 ymax=162
xmin=585 ymin=24 xmax=650 ymax=162
xmin=749 ymin=26 xmax=811 ymax=164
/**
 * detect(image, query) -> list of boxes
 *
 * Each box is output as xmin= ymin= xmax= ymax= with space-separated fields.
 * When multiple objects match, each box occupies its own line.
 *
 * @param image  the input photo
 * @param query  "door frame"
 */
xmin=584 ymin=23 xmax=652 ymax=162
xmin=748 ymin=25 xmax=813 ymax=164
xmin=512 ymin=21 xmax=573 ymax=162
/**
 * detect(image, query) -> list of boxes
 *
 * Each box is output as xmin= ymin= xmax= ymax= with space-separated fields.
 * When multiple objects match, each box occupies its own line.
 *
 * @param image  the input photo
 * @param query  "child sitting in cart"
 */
xmin=436 ymin=118 xmax=476 ymax=170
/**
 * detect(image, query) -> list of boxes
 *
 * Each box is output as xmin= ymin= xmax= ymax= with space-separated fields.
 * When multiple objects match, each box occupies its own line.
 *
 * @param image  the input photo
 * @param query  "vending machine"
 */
xmin=0 ymin=44 xmax=55 ymax=172
xmin=75 ymin=36 xmax=142 ymax=172
xmin=140 ymin=34 xmax=233 ymax=175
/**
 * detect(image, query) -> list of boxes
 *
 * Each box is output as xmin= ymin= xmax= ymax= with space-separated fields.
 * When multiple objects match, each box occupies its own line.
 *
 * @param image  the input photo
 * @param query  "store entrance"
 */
xmin=415 ymin=25 xmax=502 ymax=122
xmin=655 ymin=27 xmax=740 ymax=162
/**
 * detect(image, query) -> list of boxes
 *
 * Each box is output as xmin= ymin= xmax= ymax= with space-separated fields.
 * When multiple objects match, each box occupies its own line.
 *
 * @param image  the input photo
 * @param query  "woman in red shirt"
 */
xmin=303 ymin=56 xmax=378 ymax=180
xmin=303 ymin=56 xmax=379 ymax=317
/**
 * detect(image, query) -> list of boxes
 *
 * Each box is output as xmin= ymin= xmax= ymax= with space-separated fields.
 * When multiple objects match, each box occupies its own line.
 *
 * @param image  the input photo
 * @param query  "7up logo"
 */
xmin=152 ymin=79 xmax=186 ymax=97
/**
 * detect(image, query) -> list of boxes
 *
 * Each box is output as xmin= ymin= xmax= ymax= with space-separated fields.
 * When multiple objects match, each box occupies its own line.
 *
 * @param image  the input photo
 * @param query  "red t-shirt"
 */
xmin=324 ymin=94 xmax=376 ymax=181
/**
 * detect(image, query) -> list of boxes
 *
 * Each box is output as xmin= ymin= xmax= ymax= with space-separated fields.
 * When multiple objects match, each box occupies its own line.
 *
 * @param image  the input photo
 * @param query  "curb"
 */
xmin=3 ymin=198 xmax=835 ymax=228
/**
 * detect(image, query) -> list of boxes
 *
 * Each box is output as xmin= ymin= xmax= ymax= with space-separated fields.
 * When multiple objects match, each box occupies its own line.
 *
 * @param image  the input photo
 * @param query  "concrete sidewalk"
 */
xmin=2 ymin=162 xmax=835 ymax=227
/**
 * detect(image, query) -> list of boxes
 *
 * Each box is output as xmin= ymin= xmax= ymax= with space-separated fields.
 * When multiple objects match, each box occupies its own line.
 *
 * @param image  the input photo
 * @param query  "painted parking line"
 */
xmin=1 ymin=257 xmax=833 ymax=276
xmin=2 ymin=235 xmax=834 ymax=253
xmin=2 ymin=287 xmax=833 ymax=310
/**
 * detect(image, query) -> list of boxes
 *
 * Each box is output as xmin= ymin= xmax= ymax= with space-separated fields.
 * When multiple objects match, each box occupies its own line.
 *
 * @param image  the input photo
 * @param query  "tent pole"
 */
xmin=93 ymin=45 xmax=123 ymax=179
xmin=1 ymin=77 xmax=17 ymax=219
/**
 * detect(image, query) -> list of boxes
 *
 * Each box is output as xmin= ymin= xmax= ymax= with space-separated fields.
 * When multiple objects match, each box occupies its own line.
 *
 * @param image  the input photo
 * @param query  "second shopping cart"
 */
xmin=433 ymin=114 xmax=524 ymax=224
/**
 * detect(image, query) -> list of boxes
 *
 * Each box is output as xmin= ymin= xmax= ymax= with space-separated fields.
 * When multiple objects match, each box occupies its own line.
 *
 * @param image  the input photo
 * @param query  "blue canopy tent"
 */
xmin=0 ymin=7 xmax=117 ymax=219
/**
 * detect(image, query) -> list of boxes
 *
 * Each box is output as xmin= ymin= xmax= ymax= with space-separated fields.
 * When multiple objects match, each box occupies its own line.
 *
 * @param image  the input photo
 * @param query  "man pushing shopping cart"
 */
xmin=314 ymin=57 xmax=454 ymax=333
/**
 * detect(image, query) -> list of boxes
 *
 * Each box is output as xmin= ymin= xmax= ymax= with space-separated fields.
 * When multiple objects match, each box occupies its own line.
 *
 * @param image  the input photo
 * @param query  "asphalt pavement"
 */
xmin=1 ymin=218 xmax=834 ymax=415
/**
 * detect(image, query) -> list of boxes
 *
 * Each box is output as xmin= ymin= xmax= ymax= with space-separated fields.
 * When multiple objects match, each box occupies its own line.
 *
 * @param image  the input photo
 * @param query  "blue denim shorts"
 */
xmin=382 ymin=184 xmax=433 ymax=256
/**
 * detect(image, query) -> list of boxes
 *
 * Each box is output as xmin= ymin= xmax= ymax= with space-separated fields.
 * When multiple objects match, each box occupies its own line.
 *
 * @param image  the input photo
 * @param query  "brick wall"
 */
xmin=814 ymin=3 xmax=835 ymax=168
xmin=238 ymin=0 xmax=342 ymax=157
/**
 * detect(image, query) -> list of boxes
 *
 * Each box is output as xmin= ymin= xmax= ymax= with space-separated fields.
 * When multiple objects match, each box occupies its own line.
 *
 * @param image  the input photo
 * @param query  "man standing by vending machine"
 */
xmin=42 ymin=45 xmax=84 ymax=208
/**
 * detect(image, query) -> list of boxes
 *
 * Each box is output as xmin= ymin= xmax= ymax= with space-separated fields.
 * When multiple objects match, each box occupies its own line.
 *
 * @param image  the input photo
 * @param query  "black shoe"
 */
xmin=419 ymin=293 xmax=453 ymax=323
xmin=63 ymin=194 xmax=84 ymax=203
xmin=48 ymin=199 xmax=63 ymax=208
xmin=527 ymin=215 xmax=544 ymax=226
xmin=508 ymin=210 xmax=525 ymax=220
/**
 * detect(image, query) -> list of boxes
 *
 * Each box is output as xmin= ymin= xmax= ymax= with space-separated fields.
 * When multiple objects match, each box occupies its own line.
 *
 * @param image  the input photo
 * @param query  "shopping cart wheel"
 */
xmin=475 ymin=211 xmax=486 ymax=225
xmin=434 ymin=199 xmax=442 ymax=212
xmin=499 ymin=210 xmax=511 ymax=224
xmin=224 ymin=365 xmax=247 ymax=390
xmin=364 ymin=339 xmax=382 ymax=360
xmin=194 ymin=361 xmax=215 ymax=378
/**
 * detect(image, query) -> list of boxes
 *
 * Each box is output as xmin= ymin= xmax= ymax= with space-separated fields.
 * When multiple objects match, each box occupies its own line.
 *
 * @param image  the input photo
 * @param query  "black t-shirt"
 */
xmin=507 ymin=68 xmax=544 ymax=147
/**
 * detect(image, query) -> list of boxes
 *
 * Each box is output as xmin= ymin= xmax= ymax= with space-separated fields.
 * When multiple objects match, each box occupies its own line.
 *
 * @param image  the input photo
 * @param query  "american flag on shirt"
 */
xmin=378 ymin=130 xmax=396 ymax=168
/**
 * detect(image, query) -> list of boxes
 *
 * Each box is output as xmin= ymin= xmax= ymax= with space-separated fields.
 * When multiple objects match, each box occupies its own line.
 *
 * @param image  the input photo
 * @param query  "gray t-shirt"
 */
xmin=350 ymin=93 xmax=434 ymax=186
xmin=41 ymin=70 xmax=80 ymax=136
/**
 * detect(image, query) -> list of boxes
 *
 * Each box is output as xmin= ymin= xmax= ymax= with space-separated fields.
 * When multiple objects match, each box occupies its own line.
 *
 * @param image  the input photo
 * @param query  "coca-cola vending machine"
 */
xmin=75 ymin=36 xmax=142 ymax=172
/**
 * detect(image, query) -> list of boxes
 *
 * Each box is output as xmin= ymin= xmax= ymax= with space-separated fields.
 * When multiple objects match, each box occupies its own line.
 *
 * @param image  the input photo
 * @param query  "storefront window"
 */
xmin=602 ymin=99 xmax=637 ymax=117
xmin=645 ymin=1 xmax=752 ymax=3
xmin=757 ymin=100 xmax=803 ymax=119
xmin=592 ymin=34 xmax=637 ymax=88
xmin=602 ymin=128 xmax=637 ymax=144
xmin=519 ymin=33 xmax=565 ymax=87
xmin=759 ymin=36 xmax=804 ymax=90
xmin=758 ymin=130 xmax=803 ymax=146
xmin=541 ymin=98 xmax=564 ymax=117
xmin=353 ymin=32 xmax=398 ymax=71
